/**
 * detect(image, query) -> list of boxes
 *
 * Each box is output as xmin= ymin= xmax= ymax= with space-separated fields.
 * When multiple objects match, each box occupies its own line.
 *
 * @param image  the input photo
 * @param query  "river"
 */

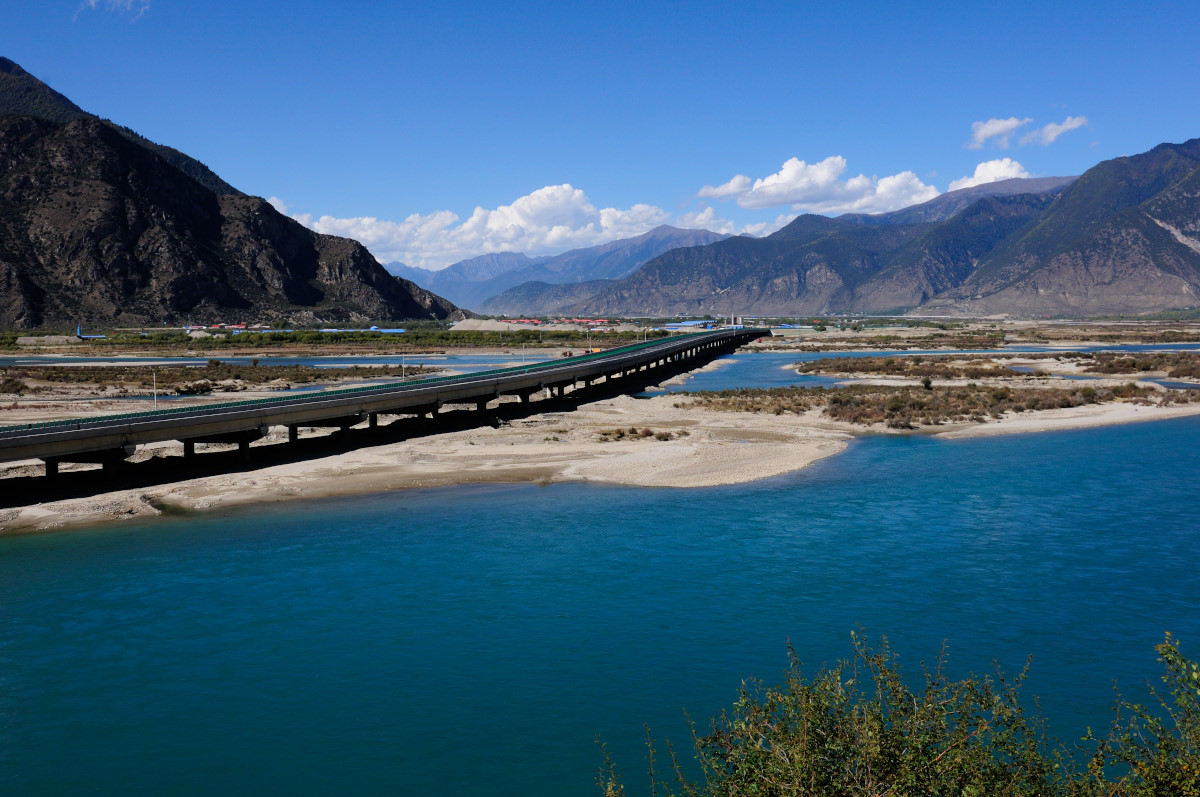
xmin=2 ymin=349 xmax=1199 ymax=794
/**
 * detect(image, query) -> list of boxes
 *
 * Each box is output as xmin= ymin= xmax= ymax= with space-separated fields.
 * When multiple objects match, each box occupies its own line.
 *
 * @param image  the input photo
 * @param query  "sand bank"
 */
xmin=0 ymin=394 xmax=850 ymax=534
xmin=934 ymin=400 xmax=1200 ymax=438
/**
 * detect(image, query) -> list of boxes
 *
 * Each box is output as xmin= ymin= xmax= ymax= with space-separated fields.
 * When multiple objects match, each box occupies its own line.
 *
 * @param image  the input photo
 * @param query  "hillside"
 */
xmin=0 ymin=57 xmax=240 ymax=197
xmin=0 ymin=60 xmax=463 ymax=329
xmin=547 ymin=144 xmax=1200 ymax=317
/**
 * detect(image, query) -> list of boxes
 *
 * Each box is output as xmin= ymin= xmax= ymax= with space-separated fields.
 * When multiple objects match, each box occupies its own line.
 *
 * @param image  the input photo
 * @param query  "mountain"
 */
xmin=920 ymin=139 xmax=1200 ymax=316
xmin=401 ymin=225 xmax=729 ymax=313
xmin=385 ymin=252 xmax=545 ymax=308
xmin=0 ymin=57 xmax=240 ymax=197
xmin=536 ymin=142 xmax=1200 ymax=318
xmin=560 ymin=219 xmax=933 ymax=317
xmin=0 ymin=60 xmax=464 ymax=329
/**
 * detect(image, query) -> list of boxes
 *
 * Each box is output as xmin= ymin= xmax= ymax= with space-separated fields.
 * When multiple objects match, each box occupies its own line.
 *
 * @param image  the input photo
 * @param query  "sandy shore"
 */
xmin=934 ymin=400 xmax=1200 ymax=438
xmin=0 ymin=393 xmax=852 ymax=534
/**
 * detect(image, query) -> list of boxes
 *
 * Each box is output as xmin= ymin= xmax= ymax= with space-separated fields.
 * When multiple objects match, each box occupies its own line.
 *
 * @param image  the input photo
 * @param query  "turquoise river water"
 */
xmin=2 ymin=351 xmax=1200 ymax=794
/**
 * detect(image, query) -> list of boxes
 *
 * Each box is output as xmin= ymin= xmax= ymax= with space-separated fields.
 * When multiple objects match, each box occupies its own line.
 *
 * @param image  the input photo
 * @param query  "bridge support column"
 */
xmin=184 ymin=440 xmax=196 ymax=458
xmin=239 ymin=439 xmax=252 ymax=462
xmin=288 ymin=426 xmax=299 ymax=444
xmin=368 ymin=413 xmax=378 ymax=429
xmin=476 ymin=399 xmax=490 ymax=413
xmin=43 ymin=459 xmax=58 ymax=478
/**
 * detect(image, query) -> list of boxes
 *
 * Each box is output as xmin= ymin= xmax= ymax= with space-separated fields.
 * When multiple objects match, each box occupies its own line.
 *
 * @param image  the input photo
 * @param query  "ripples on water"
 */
xmin=2 ymin=352 xmax=1200 ymax=794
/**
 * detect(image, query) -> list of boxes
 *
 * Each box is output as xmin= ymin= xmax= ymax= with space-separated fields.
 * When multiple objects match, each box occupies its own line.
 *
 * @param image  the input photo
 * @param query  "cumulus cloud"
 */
xmin=698 ymin=156 xmax=940 ymax=215
xmin=1020 ymin=115 xmax=1088 ymax=146
xmin=674 ymin=206 xmax=737 ymax=235
xmin=289 ymin=184 xmax=672 ymax=270
xmin=697 ymin=174 xmax=753 ymax=199
xmin=673 ymin=206 xmax=794 ymax=238
xmin=76 ymin=0 xmax=151 ymax=18
xmin=948 ymin=158 xmax=1032 ymax=192
xmin=967 ymin=117 xmax=1033 ymax=150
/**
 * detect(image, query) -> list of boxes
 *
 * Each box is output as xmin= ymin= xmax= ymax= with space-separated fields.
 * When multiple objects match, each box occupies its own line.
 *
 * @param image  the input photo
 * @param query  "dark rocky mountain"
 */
xmin=0 ymin=57 xmax=240 ymax=197
xmin=541 ymin=141 xmax=1200 ymax=318
xmin=391 ymin=225 xmax=729 ymax=312
xmin=0 ymin=60 xmax=464 ymax=329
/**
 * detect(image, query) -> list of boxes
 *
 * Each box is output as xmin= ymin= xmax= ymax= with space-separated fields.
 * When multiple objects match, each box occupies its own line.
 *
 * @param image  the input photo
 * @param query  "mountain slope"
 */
xmin=920 ymin=139 xmax=1200 ymax=315
xmin=557 ymin=222 xmax=930 ymax=316
xmin=0 ymin=57 xmax=241 ymax=197
xmin=0 ymin=114 xmax=461 ymax=328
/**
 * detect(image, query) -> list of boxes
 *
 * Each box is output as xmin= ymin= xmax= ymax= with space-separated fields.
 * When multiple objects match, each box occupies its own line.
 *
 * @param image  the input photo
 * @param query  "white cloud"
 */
xmin=674 ymin=206 xmax=737 ymax=235
xmin=76 ymin=0 xmax=151 ymax=17
xmin=948 ymin=158 xmax=1032 ymax=192
xmin=699 ymin=156 xmax=940 ymax=215
xmin=740 ymin=214 xmax=797 ymax=238
xmin=697 ymin=174 xmax=752 ymax=199
xmin=1020 ymin=115 xmax=1088 ymax=146
xmin=290 ymin=184 xmax=671 ymax=270
xmin=967 ymin=117 xmax=1033 ymax=150
xmin=673 ymin=206 xmax=795 ymax=238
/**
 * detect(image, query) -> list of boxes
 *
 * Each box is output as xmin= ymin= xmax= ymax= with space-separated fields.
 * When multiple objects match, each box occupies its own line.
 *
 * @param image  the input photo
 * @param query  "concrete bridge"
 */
xmin=0 ymin=328 xmax=766 ymax=477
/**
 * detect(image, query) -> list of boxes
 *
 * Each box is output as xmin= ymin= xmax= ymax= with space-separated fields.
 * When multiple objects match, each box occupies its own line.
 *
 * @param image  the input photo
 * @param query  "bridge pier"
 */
xmin=41 ymin=443 xmax=137 ymax=478
xmin=180 ymin=427 xmax=267 ymax=462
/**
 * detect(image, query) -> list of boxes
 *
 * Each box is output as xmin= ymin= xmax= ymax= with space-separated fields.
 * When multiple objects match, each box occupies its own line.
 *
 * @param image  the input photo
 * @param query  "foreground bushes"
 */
xmin=601 ymin=634 xmax=1200 ymax=796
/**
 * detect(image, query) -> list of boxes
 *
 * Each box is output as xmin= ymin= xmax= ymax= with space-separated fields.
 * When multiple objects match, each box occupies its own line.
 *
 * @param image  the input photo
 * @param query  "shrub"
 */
xmin=600 ymin=634 xmax=1200 ymax=796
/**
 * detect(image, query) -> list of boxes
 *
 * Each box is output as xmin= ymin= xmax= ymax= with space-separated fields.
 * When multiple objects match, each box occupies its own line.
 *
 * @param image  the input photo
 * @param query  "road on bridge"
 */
xmin=0 ymin=328 xmax=766 ymax=477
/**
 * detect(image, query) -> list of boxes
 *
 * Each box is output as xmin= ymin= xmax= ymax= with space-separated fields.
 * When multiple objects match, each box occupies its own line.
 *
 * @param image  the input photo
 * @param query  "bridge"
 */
xmin=0 ymin=328 xmax=766 ymax=477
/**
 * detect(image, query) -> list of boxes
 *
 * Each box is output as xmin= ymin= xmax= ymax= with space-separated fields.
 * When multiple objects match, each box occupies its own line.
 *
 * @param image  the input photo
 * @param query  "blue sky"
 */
xmin=5 ymin=0 xmax=1200 ymax=268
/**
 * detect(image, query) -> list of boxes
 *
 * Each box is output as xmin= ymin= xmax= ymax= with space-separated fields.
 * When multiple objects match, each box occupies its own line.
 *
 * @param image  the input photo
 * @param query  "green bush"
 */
xmin=600 ymin=634 xmax=1200 ymax=796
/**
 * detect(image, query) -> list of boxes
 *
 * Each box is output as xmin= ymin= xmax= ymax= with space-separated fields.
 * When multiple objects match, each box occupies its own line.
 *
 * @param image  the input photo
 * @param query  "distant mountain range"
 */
xmin=387 ymin=225 xmax=730 ymax=312
xmin=0 ymin=58 xmax=464 ymax=329
xmin=515 ymin=144 xmax=1200 ymax=318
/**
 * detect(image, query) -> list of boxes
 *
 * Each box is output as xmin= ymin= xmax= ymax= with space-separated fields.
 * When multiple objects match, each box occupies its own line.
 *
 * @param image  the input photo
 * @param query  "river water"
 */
xmin=2 ymin=350 xmax=1199 ymax=795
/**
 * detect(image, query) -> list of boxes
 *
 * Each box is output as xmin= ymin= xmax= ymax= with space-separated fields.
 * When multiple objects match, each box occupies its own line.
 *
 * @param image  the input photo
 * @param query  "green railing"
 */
xmin=0 ymin=332 xmax=735 ymax=437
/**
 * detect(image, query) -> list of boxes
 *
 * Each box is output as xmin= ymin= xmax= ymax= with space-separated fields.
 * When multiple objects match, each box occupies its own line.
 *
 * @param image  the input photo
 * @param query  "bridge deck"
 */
xmin=0 ymin=329 xmax=765 ymax=467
